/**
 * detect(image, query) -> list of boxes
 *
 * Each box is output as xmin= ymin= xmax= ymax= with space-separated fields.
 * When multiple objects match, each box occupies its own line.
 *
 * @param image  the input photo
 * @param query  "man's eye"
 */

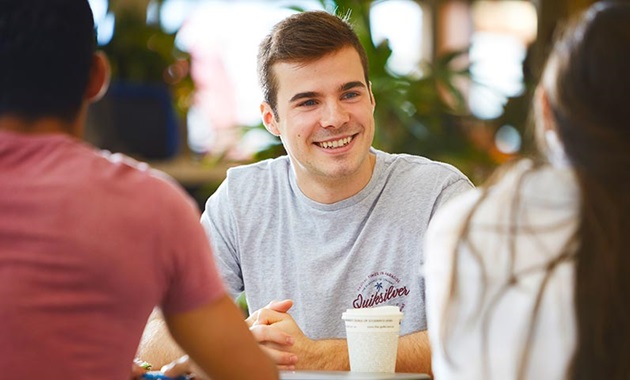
xmin=299 ymin=99 xmax=317 ymax=107
xmin=342 ymin=92 xmax=359 ymax=100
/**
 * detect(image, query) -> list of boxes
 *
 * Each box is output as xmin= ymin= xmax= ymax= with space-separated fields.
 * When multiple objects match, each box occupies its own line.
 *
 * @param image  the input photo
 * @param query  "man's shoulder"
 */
xmin=205 ymin=156 xmax=293 ymax=222
xmin=378 ymin=150 xmax=471 ymax=184
xmin=208 ymin=155 xmax=291 ymax=207
xmin=97 ymin=151 xmax=196 ymax=208
xmin=225 ymin=155 xmax=290 ymax=183
xmin=99 ymin=151 xmax=174 ymax=185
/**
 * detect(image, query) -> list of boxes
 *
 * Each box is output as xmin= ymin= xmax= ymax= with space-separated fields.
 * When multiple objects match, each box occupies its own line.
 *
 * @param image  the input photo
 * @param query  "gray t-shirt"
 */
xmin=201 ymin=149 xmax=473 ymax=339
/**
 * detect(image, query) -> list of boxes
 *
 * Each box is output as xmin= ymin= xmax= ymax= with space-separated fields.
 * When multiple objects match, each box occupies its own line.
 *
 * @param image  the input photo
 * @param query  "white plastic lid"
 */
xmin=341 ymin=305 xmax=403 ymax=320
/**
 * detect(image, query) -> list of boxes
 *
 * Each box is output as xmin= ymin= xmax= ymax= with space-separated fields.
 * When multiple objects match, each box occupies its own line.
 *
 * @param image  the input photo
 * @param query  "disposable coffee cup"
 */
xmin=341 ymin=305 xmax=404 ymax=373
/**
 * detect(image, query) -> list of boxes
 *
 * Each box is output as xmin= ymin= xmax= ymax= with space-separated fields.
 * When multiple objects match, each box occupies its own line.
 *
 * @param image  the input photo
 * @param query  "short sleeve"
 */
xmin=156 ymin=182 xmax=226 ymax=316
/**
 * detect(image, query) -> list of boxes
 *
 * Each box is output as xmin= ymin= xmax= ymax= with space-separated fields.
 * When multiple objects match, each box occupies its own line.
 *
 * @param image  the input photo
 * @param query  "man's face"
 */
xmin=261 ymin=46 xmax=376 ymax=190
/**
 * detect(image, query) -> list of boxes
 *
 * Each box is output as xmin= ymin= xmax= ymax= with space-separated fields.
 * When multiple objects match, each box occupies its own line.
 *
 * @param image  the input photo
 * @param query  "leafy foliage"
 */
xmin=100 ymin=5 xmax=194 ymax=119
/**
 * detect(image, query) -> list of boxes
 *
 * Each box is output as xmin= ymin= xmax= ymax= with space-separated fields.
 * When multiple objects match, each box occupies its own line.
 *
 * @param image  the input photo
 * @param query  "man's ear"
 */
xmin=536 ymin=86 xmax=555 ymax=133
xmin=260 ymin=101 xmax=280 ymax=136
xmin=85 ymin=51 xmax=110 ymax=103
xmin=368 ymin=81 xmax=376 ymax=112
xmin=533 ymin=84 xmax=558 ymax=150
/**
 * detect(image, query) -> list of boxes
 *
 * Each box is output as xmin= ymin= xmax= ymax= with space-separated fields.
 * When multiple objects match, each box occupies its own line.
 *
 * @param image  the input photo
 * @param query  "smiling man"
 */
xmin=140 ymin=10 xmax=472 ymax=375
xmin=261 ymin=46 xmax=376 ymax=204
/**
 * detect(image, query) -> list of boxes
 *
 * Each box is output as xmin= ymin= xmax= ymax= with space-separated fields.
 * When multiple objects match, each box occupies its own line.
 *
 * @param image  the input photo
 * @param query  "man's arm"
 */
xmin=249 ymin=302 xmax=432 ymax=374
xmin=397 ymin=330 xmax=432 ymax=374
xmin=264 ymin=330 xmax=430 ymax=373
xmin=294 ymin=331 xmax=431 ymax=373
xmin=163 ymin=295 xmax=279 ymax=380
xmin=136 ymin=303 xmax=295 ymax=378
xmin=136 ymin=309 xmax=187 ymax=370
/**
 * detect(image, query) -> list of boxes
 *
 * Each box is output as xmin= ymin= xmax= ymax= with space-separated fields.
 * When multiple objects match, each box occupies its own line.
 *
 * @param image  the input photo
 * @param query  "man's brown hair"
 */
xmin=257 ymin=10 xmax=370 ymax=119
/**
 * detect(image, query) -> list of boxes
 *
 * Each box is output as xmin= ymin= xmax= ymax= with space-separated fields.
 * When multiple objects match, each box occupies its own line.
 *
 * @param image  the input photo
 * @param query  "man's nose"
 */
xmin=320 ymin=101 xmax=350 ymax=128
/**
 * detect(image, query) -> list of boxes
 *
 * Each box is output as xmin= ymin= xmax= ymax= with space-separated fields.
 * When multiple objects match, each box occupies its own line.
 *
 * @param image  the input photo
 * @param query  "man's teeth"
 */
xmin=318 ymin=136 xmax=353 ymax=149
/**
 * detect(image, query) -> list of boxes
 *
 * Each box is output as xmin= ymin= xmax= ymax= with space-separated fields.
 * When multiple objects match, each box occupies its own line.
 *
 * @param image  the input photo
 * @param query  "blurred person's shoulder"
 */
xmin=96 ymin=150 xmax=198 ymax=211
xmin=482 ymin=159 xmax=577 ymax=209
xmin=430 ymin=159 xmax=578 ymax=234
xmin=430 ymin=160 xmax=530 ymax=226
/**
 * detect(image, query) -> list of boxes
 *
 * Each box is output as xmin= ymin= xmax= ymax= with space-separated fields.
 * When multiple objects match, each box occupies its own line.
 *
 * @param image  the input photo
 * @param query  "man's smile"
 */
xmin=315 ymin=134 xmax=356 ymax=149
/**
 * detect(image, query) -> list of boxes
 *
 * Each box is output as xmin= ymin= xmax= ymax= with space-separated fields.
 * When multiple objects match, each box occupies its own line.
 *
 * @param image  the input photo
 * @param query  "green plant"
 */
xmin=101 ymin=2 xmax=194 ymax=119
xmin=236 ymin=291 xmax=249 ymax=317
xmin=85 ymin=1 xmax=200 ymax=161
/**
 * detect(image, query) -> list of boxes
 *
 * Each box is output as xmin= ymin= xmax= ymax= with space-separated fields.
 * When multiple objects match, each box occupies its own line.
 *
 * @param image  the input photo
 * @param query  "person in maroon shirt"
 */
xmin=0 ymin=1 xmax=278 ymax=379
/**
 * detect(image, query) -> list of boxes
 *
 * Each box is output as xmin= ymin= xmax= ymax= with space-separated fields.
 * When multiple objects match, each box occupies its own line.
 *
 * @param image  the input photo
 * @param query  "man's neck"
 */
xmin=0 ymin=115 xmax=81 ymax=137
xmin=296 ymin=152 xmax=377 ymax=204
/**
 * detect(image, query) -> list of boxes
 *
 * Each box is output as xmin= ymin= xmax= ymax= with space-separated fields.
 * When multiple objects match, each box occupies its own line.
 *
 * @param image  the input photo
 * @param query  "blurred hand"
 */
xmin=247 ymin=299 xmax=318 ymax=370
xmin=246 ymin=299 xmax=294 ymax=327
xmin=131 ymin=358 xmax=149 ymax=379
xmin=160 ymin=355 xmax=199 ymax=379
xmin=246 ymin=300 xmax=298 ymax=370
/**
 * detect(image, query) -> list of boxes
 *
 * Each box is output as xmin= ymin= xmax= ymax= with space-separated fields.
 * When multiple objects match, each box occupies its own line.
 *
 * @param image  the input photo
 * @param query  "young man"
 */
xmin=0 ymin=2 xmax=277 ymax=380
xmin=142 ymin=10 xmax=473 ymax=375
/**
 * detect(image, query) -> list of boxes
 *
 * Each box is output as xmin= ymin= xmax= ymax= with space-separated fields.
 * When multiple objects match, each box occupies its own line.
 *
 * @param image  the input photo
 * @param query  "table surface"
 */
xmin=279 ymin=371 xmax=430 ymax=380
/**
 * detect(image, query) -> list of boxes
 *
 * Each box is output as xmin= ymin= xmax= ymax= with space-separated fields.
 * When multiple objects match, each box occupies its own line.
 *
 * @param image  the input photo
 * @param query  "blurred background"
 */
xmin=85 ymin=0 xmax=598 ymax=209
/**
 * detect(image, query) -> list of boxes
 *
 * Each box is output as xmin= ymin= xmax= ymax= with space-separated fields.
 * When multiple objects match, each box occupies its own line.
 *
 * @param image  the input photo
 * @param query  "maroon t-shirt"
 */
xmin=0 ymin=130 xmax=225 ymax=379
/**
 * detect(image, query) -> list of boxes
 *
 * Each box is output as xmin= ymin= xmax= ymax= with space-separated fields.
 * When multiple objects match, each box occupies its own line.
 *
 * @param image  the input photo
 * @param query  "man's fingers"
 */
xmin=277 ymin=364 xmax=297 ymax=371
xmin=130 ymin=363 xmax=147 ymax=379
xmin=250 ymin=324 xmax=295 ymax=346
xmin=252 ymin=307 xmax=289 ymax=326
xmin=259 ymin=344 xmax=298 ymax=368
xmin=245 ymin=309 xmax=259 ymax=327
xmin=160 ymin=355 xmax=191 ymax=377
xmin=266 ymin=299 xmax=293 ymax=313
xmin=245 ymin=299 xmax=294 ymax=327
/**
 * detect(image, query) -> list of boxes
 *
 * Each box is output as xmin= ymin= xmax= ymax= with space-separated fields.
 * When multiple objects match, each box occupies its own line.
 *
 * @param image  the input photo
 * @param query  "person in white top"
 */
xmin=424 ymin=2 xmax=630 ymax=379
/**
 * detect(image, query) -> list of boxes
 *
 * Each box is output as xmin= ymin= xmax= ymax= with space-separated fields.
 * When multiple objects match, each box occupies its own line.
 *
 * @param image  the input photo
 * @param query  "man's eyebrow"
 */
xmin=289 ymin=91 xmax=318 ymax=103
xmin=288 ymin=82 xmax=366 ymax=103
xmin=340 ymin=81 xmax=366 ymax=92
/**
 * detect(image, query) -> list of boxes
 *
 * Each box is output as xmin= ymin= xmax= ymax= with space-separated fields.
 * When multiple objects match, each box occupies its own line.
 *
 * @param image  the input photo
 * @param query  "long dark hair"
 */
xmin=551 ymin=2 xmax=630 ymax=378
xmin=442 ymin=2 xmax=630 ymax=379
